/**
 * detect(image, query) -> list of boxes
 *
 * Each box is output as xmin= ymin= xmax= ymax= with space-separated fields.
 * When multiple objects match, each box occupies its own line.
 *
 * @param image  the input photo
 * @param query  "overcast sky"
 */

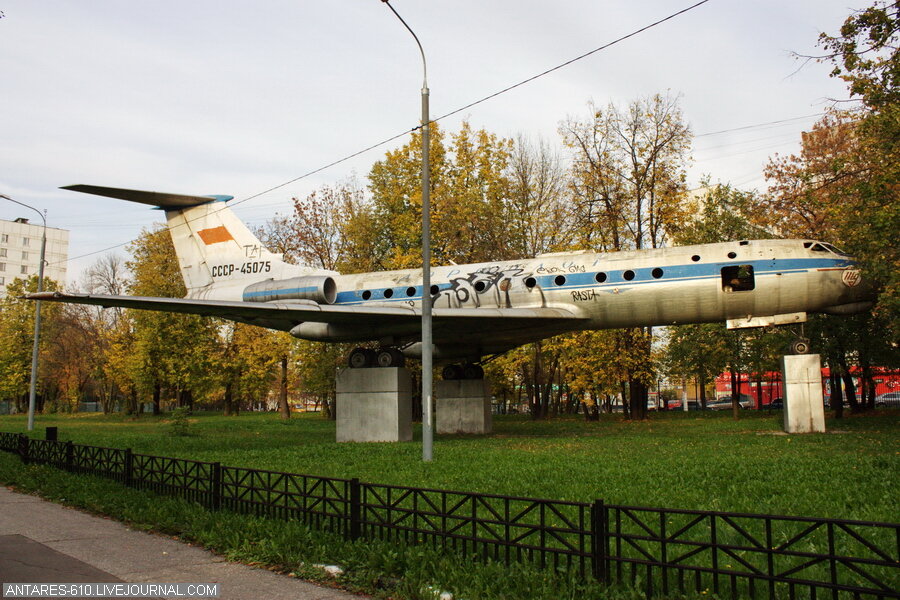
xmin=0 ymin=0 xmax=864 ymax=287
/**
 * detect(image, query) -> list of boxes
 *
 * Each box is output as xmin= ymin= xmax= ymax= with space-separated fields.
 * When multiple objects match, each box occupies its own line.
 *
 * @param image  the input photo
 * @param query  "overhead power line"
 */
xmin=56 ymin=0 xmax=715 ymax=267
xmin=431 ymin=0 xmax=713 ymax=124
xmin=695 ymin=113 xmax=824 ymax=138
xmin=230 ymin=0 xmax=714 ymax=211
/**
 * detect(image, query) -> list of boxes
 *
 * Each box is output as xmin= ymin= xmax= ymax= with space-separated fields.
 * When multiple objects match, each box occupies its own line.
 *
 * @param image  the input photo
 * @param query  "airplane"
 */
xmin=28 ymin=184 xmax=876 ymax=379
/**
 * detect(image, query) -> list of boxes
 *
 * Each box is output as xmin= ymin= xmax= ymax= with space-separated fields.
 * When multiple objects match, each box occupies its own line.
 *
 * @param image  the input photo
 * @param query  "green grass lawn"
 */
xmin=3 ymin=409 xmax=897 ymax=523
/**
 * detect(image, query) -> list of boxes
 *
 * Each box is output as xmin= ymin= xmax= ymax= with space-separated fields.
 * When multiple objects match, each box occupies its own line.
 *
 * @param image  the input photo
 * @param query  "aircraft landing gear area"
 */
xmin=346 ymin=348 xmax=485 ymax=380
xmin=789 ymin=338 xmax=811 ymax=355
xmin=783 ymin=323 xmax=811 ymax=355
xmin=347 ymin=347 xmax=406 ymax=369
xmin=441 ymin=363 xmax=484 ymax=380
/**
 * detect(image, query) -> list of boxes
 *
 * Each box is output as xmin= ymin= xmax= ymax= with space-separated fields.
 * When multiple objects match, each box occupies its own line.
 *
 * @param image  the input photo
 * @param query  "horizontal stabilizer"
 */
xmin=61 ymin=184 xmax=232 ymax=210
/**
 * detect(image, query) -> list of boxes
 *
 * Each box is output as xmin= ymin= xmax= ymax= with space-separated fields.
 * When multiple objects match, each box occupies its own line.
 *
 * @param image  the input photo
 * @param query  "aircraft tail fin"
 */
xmin=62 ymin=185 xmax=317 ymax=300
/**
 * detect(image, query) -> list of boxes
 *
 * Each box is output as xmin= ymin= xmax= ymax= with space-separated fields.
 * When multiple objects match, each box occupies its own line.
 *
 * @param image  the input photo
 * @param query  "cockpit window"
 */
xmin=806 ymin=241 xmax=851 ymax=256
xmin=821 ymin=242 xmax=850 ymax=256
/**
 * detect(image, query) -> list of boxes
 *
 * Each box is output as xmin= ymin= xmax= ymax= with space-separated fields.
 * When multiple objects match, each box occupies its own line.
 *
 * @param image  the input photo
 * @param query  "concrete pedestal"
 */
xmin=435 ymin=378 xmax=492 ymax=434
xmin=336 ymin=367 xmax=412 ymax=442
xmin=782 ymin=354 xmax=826 ymax=434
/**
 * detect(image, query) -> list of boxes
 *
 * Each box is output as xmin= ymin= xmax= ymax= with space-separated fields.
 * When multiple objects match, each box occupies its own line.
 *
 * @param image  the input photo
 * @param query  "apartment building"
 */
xmin=0 ymin=217 xmax=69 ymax=298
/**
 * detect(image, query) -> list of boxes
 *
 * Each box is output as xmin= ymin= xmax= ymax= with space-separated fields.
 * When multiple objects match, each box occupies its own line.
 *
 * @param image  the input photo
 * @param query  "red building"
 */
xmin=714 ymin=367 xmax=900 ymax=408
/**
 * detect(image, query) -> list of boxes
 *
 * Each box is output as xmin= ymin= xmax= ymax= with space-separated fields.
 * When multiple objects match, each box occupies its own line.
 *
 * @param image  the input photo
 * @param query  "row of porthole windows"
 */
xmin=356 ymin=254 xmax=749 ymax=298
xmin=356 ymin=250 xmax=751 ymax=300
xmin=360 ymin=284 xmax=443 ymax=301
xmin=592 ymin=267 xmax=665 ymax=284
xmin=359 ymin=267 xmax=673 ymax=298
xmin=507 ymin=268 xmax=672 ymax=290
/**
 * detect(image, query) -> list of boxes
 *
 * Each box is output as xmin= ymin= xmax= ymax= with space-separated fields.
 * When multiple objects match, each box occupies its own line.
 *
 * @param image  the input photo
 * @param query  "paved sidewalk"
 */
xmin=0 ymin=487 xmax=362 ymax=600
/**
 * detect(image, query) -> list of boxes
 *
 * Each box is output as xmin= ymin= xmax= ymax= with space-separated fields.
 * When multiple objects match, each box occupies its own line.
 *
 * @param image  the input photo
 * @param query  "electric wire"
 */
xmin=55 ymin=0 xmax=716 ymax=267
xmin=429 ymin=0 xmax=713 ymax=125
xmin=694 ymin=112 xmax=824 ymax=138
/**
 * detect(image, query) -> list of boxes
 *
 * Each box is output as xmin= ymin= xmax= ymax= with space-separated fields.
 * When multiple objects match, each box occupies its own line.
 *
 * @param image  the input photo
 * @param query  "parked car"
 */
xmin=707 ymin=395 xmax=752 ymax=410
xmin=768 ymin=397 xmax=783 ymax=410
xmin=824 ymin=392 xmax=863 ymax=406
xmin=875 ymin=392 xmax=900 ymax=408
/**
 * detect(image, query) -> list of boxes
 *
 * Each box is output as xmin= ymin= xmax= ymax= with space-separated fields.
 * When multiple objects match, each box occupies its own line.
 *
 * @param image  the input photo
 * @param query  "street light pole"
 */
xmin=380 ymin=0 xmax=433 ymax=461
xmin=0 ymin=195 xmax=47 ymax=431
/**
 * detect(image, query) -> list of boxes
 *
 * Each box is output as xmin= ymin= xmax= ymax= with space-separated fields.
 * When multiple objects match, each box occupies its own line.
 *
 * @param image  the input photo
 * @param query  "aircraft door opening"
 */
xmin=721 ymin=265 xmax=755 ymax=292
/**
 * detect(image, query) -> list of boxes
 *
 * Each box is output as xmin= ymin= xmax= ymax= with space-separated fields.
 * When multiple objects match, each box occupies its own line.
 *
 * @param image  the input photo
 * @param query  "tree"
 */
xmin=800 ymin=1 xmax=900 ymax=338
xmin=507 ymin=135 xmax=570 ymax=257
xmin=678 ymin=180 xmax=771 ymax=244
xmin=663 ymin=323 xmax=729 ymax=409
xmin=365 ymin=121 xmax=515 ymax=269
xmin=104 ymin=316 xmax=142 ymax=415
xmin=560 ymin=330 xmax=630 ymax=419
xmin=215 ymin=323 xmax=292 ymax=416
xmin=287 ymin=182 xmax=368 ymax=272
xmin=743 ymin=326 xmax=794 ymax=410
xmin=82 ymin=254 xmax=130 ymax=412
xmin=0 ymin=276 xmax=62 ymax=412
xmin=125 ymin=227 xmax=219 ymax=413
xmin=42 ymin=304 xmax=97 ymax=412
xmin=561 ymin=92 xmax=692 ymax=252
xmin=561 ymin=93 xmax=693 ymax=419
xmin=294 ymin=340 xmax=349 ymax=419
xmin=759 ymin=111 xmax=861 ymax=241
xmin=816 ymin=0 xmax=899 ymax=110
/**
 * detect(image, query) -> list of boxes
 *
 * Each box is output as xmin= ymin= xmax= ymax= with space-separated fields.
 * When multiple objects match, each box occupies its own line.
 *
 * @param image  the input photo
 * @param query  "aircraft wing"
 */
xmin=26 ymin=292 xmax=585 ymax=343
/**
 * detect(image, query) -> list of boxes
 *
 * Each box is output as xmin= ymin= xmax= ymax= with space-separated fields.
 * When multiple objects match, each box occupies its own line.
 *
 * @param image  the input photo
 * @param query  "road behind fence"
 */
xmin=1 ymin=431 xmax=897 ymax=600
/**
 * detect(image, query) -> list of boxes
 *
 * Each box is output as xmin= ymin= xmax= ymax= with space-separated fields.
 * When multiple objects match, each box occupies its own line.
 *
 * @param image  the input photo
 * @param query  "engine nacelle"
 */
xmin=243 ymin=276 xmax=337 ymax=304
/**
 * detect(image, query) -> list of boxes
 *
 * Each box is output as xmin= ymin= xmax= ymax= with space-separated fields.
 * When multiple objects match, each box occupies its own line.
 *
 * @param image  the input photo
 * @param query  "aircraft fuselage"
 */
xmin=230 ymin=238 xmax=871 ymax=357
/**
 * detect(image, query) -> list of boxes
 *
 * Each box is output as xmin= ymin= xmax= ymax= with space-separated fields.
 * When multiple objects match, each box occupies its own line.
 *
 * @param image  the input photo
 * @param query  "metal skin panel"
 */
xmin=38 ymin=185 xmax=877 ymax=361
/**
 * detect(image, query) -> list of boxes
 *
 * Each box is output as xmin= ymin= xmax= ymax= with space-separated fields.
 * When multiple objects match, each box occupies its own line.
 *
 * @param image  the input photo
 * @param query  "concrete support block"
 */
xmin=782 ymin=354 xmax=826 ymax=434
xmin=435 ymin=378 xmax=492 ymax=434
xmin=336 ymin=367 xmax=412 ymax=442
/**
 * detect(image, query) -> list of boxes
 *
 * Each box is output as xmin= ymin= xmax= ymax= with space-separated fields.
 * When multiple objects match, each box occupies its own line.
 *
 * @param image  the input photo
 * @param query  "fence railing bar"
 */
xmin=835 ymin=521 xmax=899 ymax=563
xmin=665 ymin=513 xmax=707 ymax=542
xmin=607 ymin=504 xmax=898 ymax=529
xmin=356 ymin=504 xmax=586 ymax=537
xmin=776 ymin=521 xmax=825 ymax=552
xmin=830 ymin=556 xmax=900 ymax=593
xmin=607 ymin=556 xmax=900 ymax=597
xmin=717 ymin=546 xmax=767 ymax=576
xmin=718 ymin=514 xmax=767 ymax=550
xmin=618 ymin=507 xmax=661 ymax=539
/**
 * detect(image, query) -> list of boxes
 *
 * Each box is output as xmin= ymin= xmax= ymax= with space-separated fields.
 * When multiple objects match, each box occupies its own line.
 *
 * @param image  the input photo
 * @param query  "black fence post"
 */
xmin=348 ymin=478 xmax=361 ymax=541
xmin=18 ymin=434 xmax=28 ymax=464
xmin=591 ymin=499 xmax=608 ymax=583
xmin=123 ymin=448 xmax=133 ymax=486
xmin=45 ymin=427 xmax=57 ymax=441
xmin=65 ymin=441 xmax=74 ymax=472
xmin=210 ymin=462 xmax=222 ymax=511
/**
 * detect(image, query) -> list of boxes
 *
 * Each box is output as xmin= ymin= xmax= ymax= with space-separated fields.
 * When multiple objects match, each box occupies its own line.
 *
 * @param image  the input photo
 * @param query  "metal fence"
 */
xmin=2 ymin=431 xmax=897 ymax=599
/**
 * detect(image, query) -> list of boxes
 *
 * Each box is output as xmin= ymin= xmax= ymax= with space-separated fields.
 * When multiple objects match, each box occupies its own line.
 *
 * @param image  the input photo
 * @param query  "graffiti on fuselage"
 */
xmin=536 ymin=261 xmax=585 ymax=274
xmin=433 ymin=264 xmax=531 ymax=309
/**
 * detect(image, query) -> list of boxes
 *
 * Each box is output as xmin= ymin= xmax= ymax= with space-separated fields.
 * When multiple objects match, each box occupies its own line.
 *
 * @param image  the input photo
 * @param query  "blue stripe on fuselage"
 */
xmin=331 ymin=257 xmax=852 ymax=305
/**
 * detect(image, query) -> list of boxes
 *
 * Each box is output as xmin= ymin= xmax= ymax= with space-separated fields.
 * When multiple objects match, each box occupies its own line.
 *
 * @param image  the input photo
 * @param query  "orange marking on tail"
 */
xmin=197 ymin=226 xmax=234 ymax=245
